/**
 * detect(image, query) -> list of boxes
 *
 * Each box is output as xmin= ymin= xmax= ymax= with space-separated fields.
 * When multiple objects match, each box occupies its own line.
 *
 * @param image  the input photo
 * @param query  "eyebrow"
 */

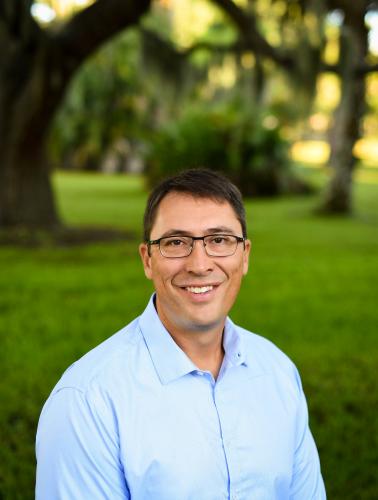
xmin=158 ymin=226 xmax=238 ymax=239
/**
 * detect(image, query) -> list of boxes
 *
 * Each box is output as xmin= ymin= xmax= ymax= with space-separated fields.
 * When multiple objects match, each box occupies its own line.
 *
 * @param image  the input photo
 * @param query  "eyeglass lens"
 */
xmin=159 ymin=235 xmax=239 ymax=257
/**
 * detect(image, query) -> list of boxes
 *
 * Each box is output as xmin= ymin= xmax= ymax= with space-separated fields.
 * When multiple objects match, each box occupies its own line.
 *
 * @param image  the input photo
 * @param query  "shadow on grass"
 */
xmin=0 ymin=225 xmax=137 ymax=247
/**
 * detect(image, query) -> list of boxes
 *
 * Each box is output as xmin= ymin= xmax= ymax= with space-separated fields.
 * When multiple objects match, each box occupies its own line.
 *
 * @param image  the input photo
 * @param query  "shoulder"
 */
xmin=239 ymin=326 xmax=294 ymax=365
xmin=236 ymin=324 xmax=302 ymax=390
xmin=51 ymin=316 xmax=144 ymax=396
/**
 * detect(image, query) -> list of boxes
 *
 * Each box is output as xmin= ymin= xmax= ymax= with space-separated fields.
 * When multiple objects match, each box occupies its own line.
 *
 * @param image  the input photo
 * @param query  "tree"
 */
xmin=320 ymin=0 xmax=372 ymax=213
xmin=206 ymin=0 xmax=377 ymax=214
xmin=0 ymin=0 xmax=151 ymax=230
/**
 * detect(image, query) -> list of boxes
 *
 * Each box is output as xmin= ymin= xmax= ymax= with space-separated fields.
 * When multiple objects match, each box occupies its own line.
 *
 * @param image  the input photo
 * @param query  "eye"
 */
xmin=162 ymin=237 xmax=187 ymax=247
xmin=209 ymin=235 xmax=232 ymax=245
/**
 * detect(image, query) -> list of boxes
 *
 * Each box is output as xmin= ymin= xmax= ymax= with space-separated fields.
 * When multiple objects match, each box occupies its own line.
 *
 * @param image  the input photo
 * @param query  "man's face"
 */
xmin=139 ymin=192 xmax=251 ymax=336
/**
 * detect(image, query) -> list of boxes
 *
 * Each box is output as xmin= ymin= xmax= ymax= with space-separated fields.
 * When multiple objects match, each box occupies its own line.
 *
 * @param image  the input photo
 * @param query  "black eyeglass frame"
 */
xmin=147 ymin=234 xmax=246 ymax=258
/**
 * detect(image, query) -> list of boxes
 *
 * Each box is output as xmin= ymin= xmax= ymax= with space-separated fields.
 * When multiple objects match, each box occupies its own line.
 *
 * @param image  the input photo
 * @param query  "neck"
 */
xmin=168 ymin=327 xmax=225 ymax=379
xmin=155 ymin=301 xmax=225 ymax=379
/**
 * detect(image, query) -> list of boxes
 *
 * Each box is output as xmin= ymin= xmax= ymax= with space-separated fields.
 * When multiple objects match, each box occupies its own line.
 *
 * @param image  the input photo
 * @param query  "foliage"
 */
xmin=0 ymin=170 xmax=377 ymax=498
xmin=47 ymin=1 xmax=326 ymax=182
xmin=49 ymin=30 xmax=145 ymax=171
xmin=146 ymin=101 xmax=311 ymax=196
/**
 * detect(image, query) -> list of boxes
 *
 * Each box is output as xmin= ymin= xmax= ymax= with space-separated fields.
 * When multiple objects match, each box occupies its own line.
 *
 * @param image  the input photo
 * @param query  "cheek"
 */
xmin=229 ymin=264 xmax=246 ymax=291
xmin=225 ymin=259 xmax=245 ymax=277
xmin=150 ymin=261 xmax=180 ymax=286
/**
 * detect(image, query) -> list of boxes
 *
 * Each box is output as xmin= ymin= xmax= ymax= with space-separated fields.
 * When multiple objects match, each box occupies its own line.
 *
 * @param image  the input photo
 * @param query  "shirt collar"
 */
xmin=138 ymin=295 xmax=248 ymax=385
xmin=223 ymin=317 xmax=248 ymax=368
xmin=138 ymin=295 xmax=197 ymax=385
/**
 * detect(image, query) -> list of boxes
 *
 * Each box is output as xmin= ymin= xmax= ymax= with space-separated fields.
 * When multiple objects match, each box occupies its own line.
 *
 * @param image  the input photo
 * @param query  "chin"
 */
xmin=183 ymin=316 xmax=224 ymax=333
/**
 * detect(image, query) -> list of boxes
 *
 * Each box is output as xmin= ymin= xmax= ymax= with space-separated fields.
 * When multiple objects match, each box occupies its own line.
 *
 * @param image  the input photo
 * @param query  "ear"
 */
xmin=139 ymin=243 xmax=153 ymax=280
xmin=242 ymin=239 xmax=251 ymax=276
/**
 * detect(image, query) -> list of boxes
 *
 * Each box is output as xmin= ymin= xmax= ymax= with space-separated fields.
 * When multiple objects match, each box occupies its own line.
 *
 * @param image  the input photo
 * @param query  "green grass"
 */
xmin=1 ymin=169 xmax=377 ymax=499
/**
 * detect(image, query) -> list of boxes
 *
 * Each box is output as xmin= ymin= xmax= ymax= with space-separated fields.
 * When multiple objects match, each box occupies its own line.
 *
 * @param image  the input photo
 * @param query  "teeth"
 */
xmin=186 ymin=286 xmax=213 ymax=294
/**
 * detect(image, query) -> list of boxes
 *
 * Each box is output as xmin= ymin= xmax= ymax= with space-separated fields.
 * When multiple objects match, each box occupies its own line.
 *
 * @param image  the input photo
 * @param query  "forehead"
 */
xmin=151 ymin=192 xmax=242 ymax=237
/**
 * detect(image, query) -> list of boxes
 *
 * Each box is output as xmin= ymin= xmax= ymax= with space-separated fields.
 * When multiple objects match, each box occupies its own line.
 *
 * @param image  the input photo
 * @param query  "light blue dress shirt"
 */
xmin=36 ymin=295 xmax=326 ymax=499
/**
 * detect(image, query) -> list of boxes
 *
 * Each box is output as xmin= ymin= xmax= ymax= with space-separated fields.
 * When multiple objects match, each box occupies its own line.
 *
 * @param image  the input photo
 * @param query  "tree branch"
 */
xmin=356 ymin=62 xmax=378 ymax=75
xmin=184 ymin=40 xmax=243 ymax=56
xmin=0 ymin=0 xmax=41 ymax=44
xmin=141 ymin=24 xmax=377 ymax=80
xmin=53 ymin=0 xmax=151 ymax=75
xmin=140 ymin=27 xmax=260 ymax=66
xmin=209 ymin=0 xmax=294 ymax=68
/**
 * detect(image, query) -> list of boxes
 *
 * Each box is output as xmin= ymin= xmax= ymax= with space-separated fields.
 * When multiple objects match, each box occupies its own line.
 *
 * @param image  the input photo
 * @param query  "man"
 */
xmin=36 ymin=169 xmax=326 ymax=499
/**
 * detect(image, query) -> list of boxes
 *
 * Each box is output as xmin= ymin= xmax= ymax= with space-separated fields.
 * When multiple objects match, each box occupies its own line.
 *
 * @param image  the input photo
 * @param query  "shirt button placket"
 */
xmin=212 ymin=383 xmax=236 ymax=499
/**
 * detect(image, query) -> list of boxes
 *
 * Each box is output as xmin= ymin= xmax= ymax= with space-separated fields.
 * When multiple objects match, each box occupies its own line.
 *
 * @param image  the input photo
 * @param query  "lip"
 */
xmin=177 ymin=283 xmax=221 ymax=291
xmin=176 ymin=283 xmax=221 ymax=303
xmin=175 ymin=280 xmax=222 ymax=288
xmin=179 ymin=283 xmax=220 ymax=288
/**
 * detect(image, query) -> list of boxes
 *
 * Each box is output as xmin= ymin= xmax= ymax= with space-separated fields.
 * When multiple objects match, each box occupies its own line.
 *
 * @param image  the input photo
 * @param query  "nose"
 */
xmin=185 ymin=239 xmax=214 ymax=274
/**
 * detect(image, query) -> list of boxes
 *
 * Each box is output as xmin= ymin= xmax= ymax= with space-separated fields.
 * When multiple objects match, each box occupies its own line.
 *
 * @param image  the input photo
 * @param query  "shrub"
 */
xmin=146 ymin=104 xmax=312 ymax=196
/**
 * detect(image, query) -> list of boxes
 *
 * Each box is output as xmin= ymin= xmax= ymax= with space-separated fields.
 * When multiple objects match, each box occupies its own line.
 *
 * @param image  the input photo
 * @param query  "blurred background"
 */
xmin=0 ymin=0 xmax=377 ymax=498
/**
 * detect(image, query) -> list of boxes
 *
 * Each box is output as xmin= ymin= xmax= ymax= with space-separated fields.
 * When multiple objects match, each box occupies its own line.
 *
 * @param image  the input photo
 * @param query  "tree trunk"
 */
xmin=0 ymin=148 xmax=59 ymax=229
xmin=0 ymin=41 xmax=64 ymax=229
xmin=0 ymin=0 xmax=151 ymax=231
xmin=0 ymin=129 xmax=60 ymax=228
xmin=320 ymin=7 xmax=367 ymax=214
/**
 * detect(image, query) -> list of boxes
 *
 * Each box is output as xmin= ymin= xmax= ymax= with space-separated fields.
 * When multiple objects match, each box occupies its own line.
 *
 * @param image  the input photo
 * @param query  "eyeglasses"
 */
xmin=148 ymin=234 xmax=245 ymax=258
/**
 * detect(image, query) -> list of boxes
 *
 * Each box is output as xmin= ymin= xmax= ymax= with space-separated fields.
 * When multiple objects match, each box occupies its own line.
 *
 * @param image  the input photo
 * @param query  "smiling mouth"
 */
xmin=185 ymin=285 xmax=214 ymax=294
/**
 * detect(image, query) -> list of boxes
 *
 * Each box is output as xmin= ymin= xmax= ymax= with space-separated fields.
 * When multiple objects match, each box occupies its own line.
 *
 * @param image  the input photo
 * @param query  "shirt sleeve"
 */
xmin=36 ymin=385 xmax=130 ymax=500
xmin=290 ymin=369 xmax=327 ymax=500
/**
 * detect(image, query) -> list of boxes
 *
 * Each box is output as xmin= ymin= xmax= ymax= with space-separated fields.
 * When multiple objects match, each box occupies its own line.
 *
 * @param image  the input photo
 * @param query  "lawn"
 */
xmin=0 ymin=169 xmax=377 ymax=499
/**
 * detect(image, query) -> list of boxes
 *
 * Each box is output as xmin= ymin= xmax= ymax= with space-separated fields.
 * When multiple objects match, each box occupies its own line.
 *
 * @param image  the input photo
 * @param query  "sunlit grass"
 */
xmin=355 ymin=168 xmax=378 ymax=184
